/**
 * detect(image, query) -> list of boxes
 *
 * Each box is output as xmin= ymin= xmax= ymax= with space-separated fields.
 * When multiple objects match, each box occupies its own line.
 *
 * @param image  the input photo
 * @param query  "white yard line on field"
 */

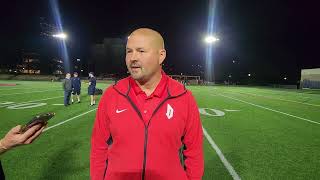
xmin=20 ymin=96 xmax=64 ymax=103
xmin=216 ymin=93 xmax=320 ymax=125
xmin=260 ymin=89 xmax=320 ymax=98
xmin=203 ymin=127 xmax=241 ymax=180
xmin=224 ymin=109 xmax=240 ymax=112
xmin=43 ymin=108 xmax=97 ymax=132
xmin=0 ymin=87 xmax=56 ymax=91
xmin=0 ymin=87 xmax=32 ymax=91
xmin=238 ymin=92 xmax=320 ymax=107
xmin=0 ymin=89 xmax=60 ymax=97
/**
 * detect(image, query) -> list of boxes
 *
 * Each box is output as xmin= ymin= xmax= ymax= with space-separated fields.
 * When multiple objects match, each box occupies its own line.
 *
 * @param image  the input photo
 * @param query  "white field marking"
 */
xmin=224 ymin=109 xmax=241 ymax=112
xmin=43 ymin=108 xmax=97 ymax=132
xmin=217 ymin=93 xmax=320 ymax=125
xmin=0 ymin=96 xmax=63 ymax=109
xmin=0 ymin=87 xmax=50 ymax=91
xmin=203 ymin=127 xmax=241 ymax=180
xmin=259 ymin=89 xmax=320 ymax=98
xmin=7 ymin=103 xmax=47 ymax=109
xmin=199 ymin=108 xmax=225 ymax=117
xmin=0 ymin=84 xmax=59 ymax=88
xmin=0 ymin=87 xmax=27 ymax=91
xmin=20 ymin=96 xmax=64 ymax=103
xmin=209 ymin=94 xmax=219 ymax=96
xmin=0 ymin=89 xmax=60 ymax=97
xmin=302 ymin=88 xmax=320 ymax=91
xmin=52 ymin=104 xmax=64 ymax=106
xmin=238 ymin=91 xmax=320 ymax=107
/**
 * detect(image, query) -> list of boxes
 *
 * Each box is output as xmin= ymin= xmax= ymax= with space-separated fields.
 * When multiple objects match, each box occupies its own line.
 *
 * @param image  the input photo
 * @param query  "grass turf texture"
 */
xmin=0 ymin=80 xmax=319 ymax=179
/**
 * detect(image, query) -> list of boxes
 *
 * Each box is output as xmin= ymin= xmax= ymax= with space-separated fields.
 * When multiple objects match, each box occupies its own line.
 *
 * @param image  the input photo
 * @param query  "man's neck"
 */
xmin=136 ymin=71 xmax=162 ymax=96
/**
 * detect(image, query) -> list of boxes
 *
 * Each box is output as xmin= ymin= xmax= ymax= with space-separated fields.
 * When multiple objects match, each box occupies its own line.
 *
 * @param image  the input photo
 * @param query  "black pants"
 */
xmin=0 ymin=161 xmax=5 ymax=180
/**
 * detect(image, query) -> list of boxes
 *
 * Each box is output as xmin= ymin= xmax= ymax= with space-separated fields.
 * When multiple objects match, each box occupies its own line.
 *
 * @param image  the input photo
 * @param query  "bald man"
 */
xmin=90 ymin=28 xmax=204 ymax=180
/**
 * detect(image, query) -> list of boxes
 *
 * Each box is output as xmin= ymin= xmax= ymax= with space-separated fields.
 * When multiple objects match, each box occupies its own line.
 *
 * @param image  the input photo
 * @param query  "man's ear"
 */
xmin=159 ymin=49 xmax=166 ymax=65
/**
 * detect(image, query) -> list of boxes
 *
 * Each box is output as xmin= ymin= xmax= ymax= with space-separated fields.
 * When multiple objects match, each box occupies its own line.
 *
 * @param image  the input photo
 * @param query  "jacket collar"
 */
xmin=113 ymin=71 xmax=186 ymax=98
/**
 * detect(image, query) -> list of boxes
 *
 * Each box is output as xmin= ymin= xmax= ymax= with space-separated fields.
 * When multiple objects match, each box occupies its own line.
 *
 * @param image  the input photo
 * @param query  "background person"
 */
xmin=62 ymin=73 xmax=72 ymax=106
xmin=71 ymin=72 xmax=81 ymax=103
xmin=88 ymin=72 xmax=96 ymax=106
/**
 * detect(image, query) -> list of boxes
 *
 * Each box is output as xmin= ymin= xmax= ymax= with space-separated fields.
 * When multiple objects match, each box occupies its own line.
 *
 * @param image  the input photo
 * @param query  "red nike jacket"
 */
xmin=90 ymin=75 xmax=204 ymax=180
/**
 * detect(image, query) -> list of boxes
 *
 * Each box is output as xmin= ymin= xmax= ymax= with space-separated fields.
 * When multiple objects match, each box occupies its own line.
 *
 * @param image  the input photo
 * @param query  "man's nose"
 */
xmin=130 ymin=51 xmax=139 ymax=61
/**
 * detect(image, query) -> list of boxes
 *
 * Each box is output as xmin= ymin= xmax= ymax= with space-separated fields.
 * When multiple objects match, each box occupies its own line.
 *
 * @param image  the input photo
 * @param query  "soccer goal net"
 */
xmin=169 ymin=75 xmax=202 ymax=85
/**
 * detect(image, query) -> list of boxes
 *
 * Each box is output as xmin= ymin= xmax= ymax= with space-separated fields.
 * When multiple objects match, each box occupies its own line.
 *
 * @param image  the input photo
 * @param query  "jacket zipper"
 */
xmin=125 ymin=96 xmax=147 ymax=180
xmin=126 ymin=94 xmax=171 ymax=180
xmin=103 ymin=160 xmax=108 ymax=179
xmin=114 ymin=84 xmax=186 ymax=180
xmin=103 ymin=136 xmax=113 ymax=179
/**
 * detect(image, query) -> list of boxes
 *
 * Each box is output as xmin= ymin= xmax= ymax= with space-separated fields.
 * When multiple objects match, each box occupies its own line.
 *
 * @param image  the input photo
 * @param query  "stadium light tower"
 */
xmin=204 ymin=35 xmax=219 ymax=83
xmin=204 ymin=0 xmax=219 ymax=83
xmin=204 ymin=35 xmax=219 ymax=44
xmin=52 ymin=33 xmax=67 ymax=40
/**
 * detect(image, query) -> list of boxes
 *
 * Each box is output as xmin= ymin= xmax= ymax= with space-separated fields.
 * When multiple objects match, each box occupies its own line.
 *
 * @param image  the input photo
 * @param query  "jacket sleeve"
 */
xmin=90 ymin=94 xmax=111 ymax=180
xmin=183 ymin=91 xmax=204 ymax=180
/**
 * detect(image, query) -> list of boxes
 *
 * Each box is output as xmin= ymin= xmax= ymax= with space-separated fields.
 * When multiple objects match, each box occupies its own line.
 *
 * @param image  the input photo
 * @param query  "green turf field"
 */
xmin=0 ymin=80 xmax=319 ymax=179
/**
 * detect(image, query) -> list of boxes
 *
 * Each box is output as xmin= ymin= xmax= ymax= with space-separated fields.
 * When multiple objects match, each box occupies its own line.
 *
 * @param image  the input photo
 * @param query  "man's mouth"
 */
xmin=130 ymin=65 xmax=141 ymax=69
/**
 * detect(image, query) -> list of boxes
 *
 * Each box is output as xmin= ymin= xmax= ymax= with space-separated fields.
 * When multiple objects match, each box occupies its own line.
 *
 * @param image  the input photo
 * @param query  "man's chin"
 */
xmin=130 ymin=73 xmax=143 ymax=80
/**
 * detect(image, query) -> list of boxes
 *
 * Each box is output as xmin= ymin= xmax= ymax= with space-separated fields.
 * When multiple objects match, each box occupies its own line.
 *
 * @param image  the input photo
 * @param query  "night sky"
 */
xmin=0 ymin=0 xmax=319 ymax=83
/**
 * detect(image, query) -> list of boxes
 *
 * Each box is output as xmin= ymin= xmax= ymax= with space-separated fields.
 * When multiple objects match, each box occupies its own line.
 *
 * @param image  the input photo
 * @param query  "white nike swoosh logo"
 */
xmin=116 ymin=109 xmax=127 ymax=113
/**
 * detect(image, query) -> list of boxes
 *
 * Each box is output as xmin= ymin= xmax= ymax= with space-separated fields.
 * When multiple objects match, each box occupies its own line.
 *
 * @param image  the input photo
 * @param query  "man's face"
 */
xmin=66 ymin=73 xmax=71 ymax=78
xmin=125 ymin=34 xmax=165 ymax=82
xmin=74 ymin=73 xmax=78 ymax=77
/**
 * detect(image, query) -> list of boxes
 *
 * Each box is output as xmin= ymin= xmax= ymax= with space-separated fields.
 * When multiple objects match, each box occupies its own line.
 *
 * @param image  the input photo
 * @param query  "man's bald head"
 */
xmin=126 ymin=28 xmax=167 ymax=83
xmin=128 ymin=28 xmax=165 ymax=50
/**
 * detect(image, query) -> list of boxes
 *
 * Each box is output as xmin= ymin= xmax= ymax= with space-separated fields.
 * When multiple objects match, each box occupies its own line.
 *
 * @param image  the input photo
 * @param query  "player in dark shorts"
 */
xmin=88 ymin=72 xmax=96 ymax=106
xmin=71 ymin=72 xmax=81 ymax=103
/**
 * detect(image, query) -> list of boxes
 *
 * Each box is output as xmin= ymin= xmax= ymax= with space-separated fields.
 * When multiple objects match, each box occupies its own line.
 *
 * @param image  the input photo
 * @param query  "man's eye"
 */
xmin=139 ymin=50 xmax=145 ymax=53
xmin=126 ymin=50 xmax=132 ymax=53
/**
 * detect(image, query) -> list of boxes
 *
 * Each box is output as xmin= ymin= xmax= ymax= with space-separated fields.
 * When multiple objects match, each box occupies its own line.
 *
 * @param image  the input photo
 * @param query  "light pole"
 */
xmin=204 ymin=36 xmax=219 ymax=44
xmin=52 ymin=33 xmax=67 ymax=40
xmin=51 ymin=32 xmax=70 ymax=73
xmin=204 ymin=35 xmax=219 ymax=84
